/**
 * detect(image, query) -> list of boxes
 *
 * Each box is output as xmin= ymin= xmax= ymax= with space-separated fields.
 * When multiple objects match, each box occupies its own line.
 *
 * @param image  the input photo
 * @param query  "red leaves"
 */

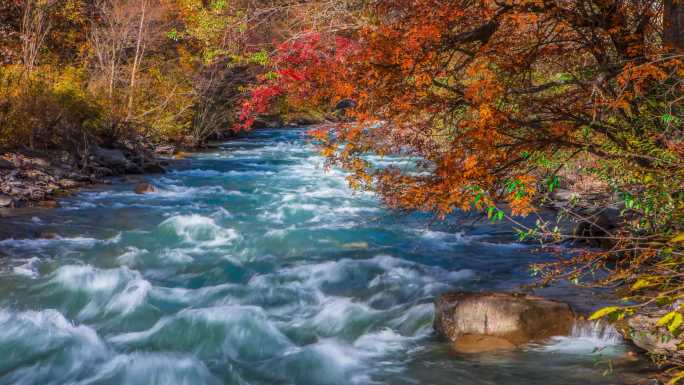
xmin=236 ymin=32 xmax=359 ymax=130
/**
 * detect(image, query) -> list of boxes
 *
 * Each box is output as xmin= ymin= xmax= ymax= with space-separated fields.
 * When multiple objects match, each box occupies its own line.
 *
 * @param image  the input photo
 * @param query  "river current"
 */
xmin=0 ymin=129 xmax=639 ymax=384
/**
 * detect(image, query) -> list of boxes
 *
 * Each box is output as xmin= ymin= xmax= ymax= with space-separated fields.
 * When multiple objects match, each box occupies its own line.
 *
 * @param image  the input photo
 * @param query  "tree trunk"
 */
xmin=126 ymin=0 xmax=147 ymax=122
xmin=664 ymin=0 xmax=684 ymax=51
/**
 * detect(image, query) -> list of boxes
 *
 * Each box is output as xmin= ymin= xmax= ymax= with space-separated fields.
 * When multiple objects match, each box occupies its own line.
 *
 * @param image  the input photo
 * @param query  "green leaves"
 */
xmin=249 ymin=50 xmax=270 ymax=66
xmin=167 ymin=29 xmax=180 ymax=41
xmin=661 ymin=113 xmax=678 ymax=125
xmin=487 ymin=206 xmax=505 ymax=222
xmin=546 ymin=175 xmax=559 ymax=193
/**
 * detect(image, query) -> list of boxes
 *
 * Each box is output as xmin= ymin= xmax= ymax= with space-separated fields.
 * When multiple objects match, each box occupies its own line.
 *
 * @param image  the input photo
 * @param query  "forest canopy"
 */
xmin=239 ymin=0 xmax=684 ymax=378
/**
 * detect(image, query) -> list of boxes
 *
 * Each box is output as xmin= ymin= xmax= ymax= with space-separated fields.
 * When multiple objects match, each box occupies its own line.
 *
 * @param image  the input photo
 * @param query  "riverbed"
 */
xmin=0 ymin=128 xmax=642 ymax=384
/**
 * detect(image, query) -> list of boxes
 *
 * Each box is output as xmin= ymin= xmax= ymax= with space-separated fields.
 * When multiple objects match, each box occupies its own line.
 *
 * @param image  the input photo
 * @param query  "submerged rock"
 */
xmin=134 ymin=182 xmax=156 ymax=194
xmin=451 ymin=334 xmax=516 ymax=353
xmin=434 ymin=292 xmax=575 ymax=353
xmin=37 ymin=200 xmax=60 ymax=208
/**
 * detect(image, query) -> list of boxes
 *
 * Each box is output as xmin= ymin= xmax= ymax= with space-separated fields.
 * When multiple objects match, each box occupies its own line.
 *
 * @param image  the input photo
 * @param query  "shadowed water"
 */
xmin=0 ymin=129 xmax=642 ymax=384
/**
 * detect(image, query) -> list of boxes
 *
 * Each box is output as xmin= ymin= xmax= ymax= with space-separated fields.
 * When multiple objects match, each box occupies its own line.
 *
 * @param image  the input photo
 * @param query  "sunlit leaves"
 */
xmin=589 ymin=306 xmax=623 ymax=321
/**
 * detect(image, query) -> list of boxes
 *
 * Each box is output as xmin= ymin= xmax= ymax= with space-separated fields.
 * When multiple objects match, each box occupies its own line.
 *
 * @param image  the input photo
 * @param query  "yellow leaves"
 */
xmin=658 ymin=311 xmax=684 ymax=336
xmin=631 ymin=278 xmax=655 ymax=291
xmin=588 ymin=306 xmax=622 ymax=321
xmin=670 ymin=233 xmax=684 ymax=244
xmin=667 ymin=371 xmax=684 ymax=385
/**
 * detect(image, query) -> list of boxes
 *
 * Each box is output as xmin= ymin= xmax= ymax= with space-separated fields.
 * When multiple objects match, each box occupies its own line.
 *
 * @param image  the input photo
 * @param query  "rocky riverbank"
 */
xmin=0 ymin=139 xmax=172 ymax=208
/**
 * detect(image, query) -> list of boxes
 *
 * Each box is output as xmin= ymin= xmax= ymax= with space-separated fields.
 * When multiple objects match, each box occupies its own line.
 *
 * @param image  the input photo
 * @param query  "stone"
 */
xmin=134 ymin=182 xmax=156 ymax=194
xmin=142 ymin=162 xmax=166 ymax=174
xmin=0 ymin=158 xmax=14 ymax=170
xmin=623 ymin=313 xmax=684 ymax=358
xmin=451 ymin=335 xmax=517 ymax=354
xmin=154 ymin=144 xmax=176 ymax=156
xmin=37 ymin=200 xmax=60 ymax=208
xmin=0 ymin=194 xmax=14 ymax=208
xmin=434 ymin=292 xmax=575 ymax=352
xmin=39 ymin=232 xmax=59 ymax=239
xmin=335 ymin=98 xmax=357 ymax=111
xmin=573 ymin=206 xmax=621 ymax=247
xmin=252 ymin=115 xmax=284 ymax=129
xmin=58 ymin=179 xmax=80 ymax=189
xmin=93 ymin=146 xmax=128 ymax=167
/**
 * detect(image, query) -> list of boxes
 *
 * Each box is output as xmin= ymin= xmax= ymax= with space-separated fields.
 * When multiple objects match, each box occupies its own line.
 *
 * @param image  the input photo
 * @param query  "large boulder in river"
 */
xmin=434 ymin=292 xmax=575 ymax=353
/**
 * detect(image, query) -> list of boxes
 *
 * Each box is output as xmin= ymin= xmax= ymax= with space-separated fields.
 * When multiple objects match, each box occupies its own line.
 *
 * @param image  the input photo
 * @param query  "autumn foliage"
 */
xmin=241 ymin=0 xmax=684 ymax=375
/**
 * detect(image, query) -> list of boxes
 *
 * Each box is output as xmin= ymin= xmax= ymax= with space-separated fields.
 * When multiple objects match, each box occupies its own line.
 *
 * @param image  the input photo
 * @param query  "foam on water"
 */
xmin=159 ymin=214 xmax=239 ymax=247
xmin=110 ymin=305 xmax=294 ymax=362
xmin=78 ymin=353 xmax=226 ymax=385
xmin=12 ymin=257 xmax=41 ymax=278
xmin=538 ymin=321 xmax=624 ymax=355
xmin=0 ymin=309 xmax=107 ymax=384
xmin=0 ymin=129 xmax=636 ymax=385
xmin=0 ymin=236 xmax=103 ymax=250
xmin=47 ymin=265 xmax=153 ymax=319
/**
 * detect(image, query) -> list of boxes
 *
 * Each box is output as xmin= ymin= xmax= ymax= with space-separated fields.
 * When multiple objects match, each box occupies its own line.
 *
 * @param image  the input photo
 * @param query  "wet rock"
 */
xmin=549 ymin=188 xmax=580 ymax=208
xmin=285 ymin=112 xmax=324 ymax=127
xmin=93 ymin=146 xmax=128 ymax=167
xmin=451 ymin=335 xmax=516 ymax=353
xmin=37 ymin=200 xmax=60 ymax=208
xmin=252 ymin=115 xmax=284 ymax=129
xmin=335 ymin=98 xmax=357 ymax=111
xmin=434 ymin=292 xmax=575 ymax=353
xmin=574 ymin=206 xmax=620 ymax=236
xmin=58 ymin=179 xmax=80 ymax=189
xmin=92 ymin=146 xmax=139 ymax=173
xmin=616 ymin=371 xmax=660 ymax=385
xmin=154 ymin=144 xmax=176 ymax=156
xmin=65 ymin=172 xmax=91 ymax=182
xmin=134 ymin=182 xmax=156 ymax=194
xmin=142 ymin=162 xmax=166 ymax=174
xmin=0 ymin=158 xmax=14 ymax=170
xmin=622 ymin=313 xmax=684 ymax=359
xmin=0 ymin=194 xmax=15 ymax=208
xmin=39 ymin=232 xmax=59 ymax=239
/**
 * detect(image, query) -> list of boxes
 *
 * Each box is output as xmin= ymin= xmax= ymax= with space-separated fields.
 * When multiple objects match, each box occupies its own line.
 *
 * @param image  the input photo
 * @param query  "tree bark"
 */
xmin=664 ymin=0 xmax=684 ymax=51
xmin=126 ymin=0 xmax=147 ymax=122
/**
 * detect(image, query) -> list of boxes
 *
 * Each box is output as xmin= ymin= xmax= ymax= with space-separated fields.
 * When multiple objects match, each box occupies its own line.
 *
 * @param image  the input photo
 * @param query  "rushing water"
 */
xmin=0 ymin=129 xmax=643 ymax=385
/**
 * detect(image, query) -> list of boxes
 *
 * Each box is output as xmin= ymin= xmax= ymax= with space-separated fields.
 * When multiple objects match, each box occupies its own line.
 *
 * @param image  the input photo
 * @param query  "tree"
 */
xmin=665 ymin=0 xmax=684 ymax=50
xmin=19 ymin=0 xmax=59 ymax=73
xmin=241 ymin=0 xmax=684 ymax=376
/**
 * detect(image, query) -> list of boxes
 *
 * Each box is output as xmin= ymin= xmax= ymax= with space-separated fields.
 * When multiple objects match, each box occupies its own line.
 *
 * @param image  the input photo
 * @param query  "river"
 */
xmin=0 ymin=128 xmax=640 ymax=384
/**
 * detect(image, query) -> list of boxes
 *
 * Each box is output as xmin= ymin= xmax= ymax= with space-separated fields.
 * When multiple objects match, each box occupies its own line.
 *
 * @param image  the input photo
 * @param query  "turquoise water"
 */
xmin=0 ymin=129 xmax=638 ymax=384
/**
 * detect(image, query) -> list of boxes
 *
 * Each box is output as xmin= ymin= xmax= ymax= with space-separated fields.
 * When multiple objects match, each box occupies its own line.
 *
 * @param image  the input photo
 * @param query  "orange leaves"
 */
xmin=618 ymin=62 xmax=668 ymax=95
xmin=241 ymin=0 xmax=683 ymax=226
